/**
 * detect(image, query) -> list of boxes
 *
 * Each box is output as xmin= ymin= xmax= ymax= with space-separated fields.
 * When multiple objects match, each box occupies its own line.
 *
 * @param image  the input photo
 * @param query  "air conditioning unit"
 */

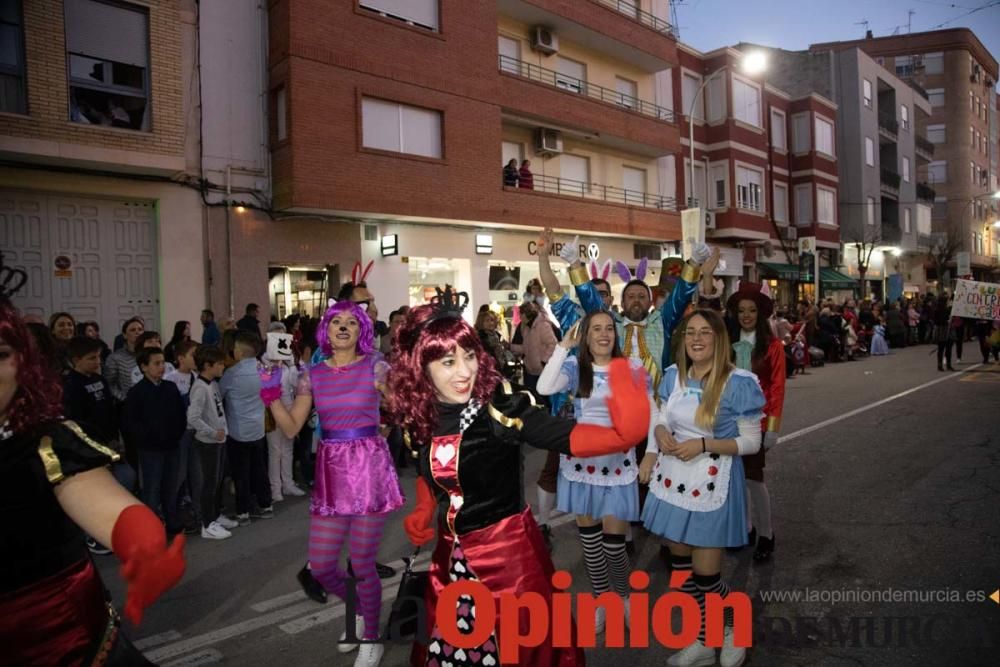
xmin=534 ymin=128 xmax=563 ymax=155
xmin=783 ymin=225 xmax=798 ymax=240
xmin=703 ymin=210 xmax=716 ymax=229
xmin=530 ymin=26 xmax=558 ymax=55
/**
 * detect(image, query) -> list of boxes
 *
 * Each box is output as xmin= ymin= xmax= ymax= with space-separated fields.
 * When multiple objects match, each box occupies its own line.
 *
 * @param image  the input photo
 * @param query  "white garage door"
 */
xmin=0 ymin=191 xmax=160 ymax=336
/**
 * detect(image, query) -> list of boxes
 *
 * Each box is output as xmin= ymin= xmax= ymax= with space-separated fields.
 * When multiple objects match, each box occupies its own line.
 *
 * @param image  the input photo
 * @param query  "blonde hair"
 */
xmin=675 ymin=309 xmax=734 ymax=430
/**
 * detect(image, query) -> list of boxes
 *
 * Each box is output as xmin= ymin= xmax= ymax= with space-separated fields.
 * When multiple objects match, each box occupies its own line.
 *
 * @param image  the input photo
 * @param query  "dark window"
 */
xmin=0 ymin=0 xmax=27 ymax=114
xmin=64 ymin=0 xmax=150 ymax=131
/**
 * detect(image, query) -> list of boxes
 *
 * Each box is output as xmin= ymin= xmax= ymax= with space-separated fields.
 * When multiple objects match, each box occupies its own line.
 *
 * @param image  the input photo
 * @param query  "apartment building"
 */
xmin=759 ymin=44 xmax=935 ymax=299
xmin=811 ymin=28 xmax=1000 ymax=285
xmin=267 ymin=0 xmax=684 ymax=312
xmin=0 ymin=0 xmax=272 ymax=335
xmin=674 ymin=43 xmax=847 ymax=305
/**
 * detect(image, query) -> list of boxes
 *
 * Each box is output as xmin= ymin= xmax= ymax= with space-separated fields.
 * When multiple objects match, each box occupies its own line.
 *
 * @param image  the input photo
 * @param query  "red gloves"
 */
xmin=403 ymin=477 xmax=438 ymax=546
xmin=570 ymin=358 xmax=650 ymax=457
xmin=111 ymin=504 xmax=186 ymax=625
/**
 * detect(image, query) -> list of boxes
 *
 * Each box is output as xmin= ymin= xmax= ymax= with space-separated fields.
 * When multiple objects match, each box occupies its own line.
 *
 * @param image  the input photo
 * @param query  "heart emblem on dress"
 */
xmin=429 ymin=641 xmax=440 ymax=654
xmin=443 ymin=644 xmax=454 ymax=656
xmin=483 ymin=639 xmax=496 ymax=653
xmin=469 ymin=650 xmax=482 ymax=663
xmin=450 ymin=495 xmax=464 ymax=510
xmin=436 ymin=444 xmax=456 ymax=466
xmin=457 ymin=617 xmax=470 ymax=631
xmin=454 ymin=561 xmax=467 ymax=574
xmin=455 ymin=649 xmax=467 ymax=661
xmin=586 ymin=465 xmax=596 ymax=474
xmin=483 ymin=655 xmax=497 ymax=666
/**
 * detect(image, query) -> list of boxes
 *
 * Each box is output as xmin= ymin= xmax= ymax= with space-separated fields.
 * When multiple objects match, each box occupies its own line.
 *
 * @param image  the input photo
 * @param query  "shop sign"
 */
xmin=54 ymin=255 xmax=72 ymax=278
xmin=527 ymin=240 xmax=600 ymax=259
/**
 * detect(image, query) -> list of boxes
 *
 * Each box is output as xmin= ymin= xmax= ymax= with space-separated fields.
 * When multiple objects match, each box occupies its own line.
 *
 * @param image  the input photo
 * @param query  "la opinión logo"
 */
xmin=342 ymin=569 xmax=752 ymax=664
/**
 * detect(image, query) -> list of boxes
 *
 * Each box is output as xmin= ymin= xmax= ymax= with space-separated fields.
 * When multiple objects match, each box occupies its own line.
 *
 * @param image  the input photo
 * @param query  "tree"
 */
xmin=926 ymin=220 xmax=964 ymax=291
xmin=846 ymin=225 xmax=881 ymax=300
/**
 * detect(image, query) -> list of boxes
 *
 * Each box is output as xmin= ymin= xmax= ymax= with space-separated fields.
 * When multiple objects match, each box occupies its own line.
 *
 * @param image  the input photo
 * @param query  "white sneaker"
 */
xmin=283 ymin=484 xmax=307 ymax=497
xmin=272 ymin=493 xmax=284 ymax=503
xmin=200 ymin=521 xmax=232 ymax=540
xmin=353 ymin=643 xmax=384 ymax=667
xmin=338 ymin=614 xmax=364 ymax=654
xmin=719 ymin=625 xmax=746 ymax=667
xmin=667 ymin=639 xmax=716 ymax=667
xmin=593 ymin=605 xmax=606 ymax=635
xmin=216 ymin=514 xmax=239 ymax=529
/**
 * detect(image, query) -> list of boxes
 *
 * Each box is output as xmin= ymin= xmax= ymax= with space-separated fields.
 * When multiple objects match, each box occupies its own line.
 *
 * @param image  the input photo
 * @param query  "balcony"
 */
xmin=881 ymin=220 xmax=902 ymax=244
xmin=507 ymin=173 xmax=678 ymax=211
xmin=878 ymin=113 xmax=898 ymax=140
xmin=588 ymin=0 xmax=673 ymax=35
xmin=880 ymin=168 xmax=901 ymax=192
xmin=916 ymin=182 xmax=936 ymax=203
xmin=499 ymin=55 xmax=675 ymax=123
xmin=914 ymin=135 xmax=934 ymax=161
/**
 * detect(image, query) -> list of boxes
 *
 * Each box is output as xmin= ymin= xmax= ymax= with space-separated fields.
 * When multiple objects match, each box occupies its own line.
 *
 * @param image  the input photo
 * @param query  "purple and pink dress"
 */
xmin=303 ymin=355 xmax=404 ymax=516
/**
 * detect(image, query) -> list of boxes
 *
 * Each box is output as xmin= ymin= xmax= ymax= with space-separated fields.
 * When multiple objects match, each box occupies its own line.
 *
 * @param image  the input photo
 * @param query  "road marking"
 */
xmin=161 ymin=649 xmax=223 ymax=666
xmin=134 ymin=629 xmax=183 ymax=650
xmin=780 ymin=364 xmax=983 ymax=445
xmin=251 ymin=590 xmax=307 ymax=613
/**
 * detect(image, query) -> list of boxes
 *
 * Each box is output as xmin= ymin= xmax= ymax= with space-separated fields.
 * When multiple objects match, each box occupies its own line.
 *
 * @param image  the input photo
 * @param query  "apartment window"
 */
xmin=274 ymin=87 xmax=287 ymax=142
xmin=361 ymin=97 xmax=442 ymax=158
xmin=903 ymin=207 xmax=911 ymax=234
xmin=773 ymin=182 xmax=788 ymax=223
xmin=622 ymin=166 xmax=646 ymax=205
xmin=862 ymin=79 xmax=872 ymax=109
xmin=895 ymin=55 xmax=914 ymax=77
xmin=866 ymin=196 xmax=876 ymax=226
xmin=865 ymin=137 xmax=875 ymax=166
xmin=682 ymin=72 xmax=704 ymax=120
xmin=975 ymin=130 xmax=981 ymax=152
xmin=794 ymin=184 xmax=812 ymax=226
xmin=706 ymin=75 xmax=726 ymax=123
xmin=732 ymin=77 xmax=761 ymax=127
xmin=502 ymin=140 xmax=524 ymax=168
xmin=932 ymin=195 xmax=947 ymax=219
xmin=0 ymin=0 xmax=26 ymax=114
xmin=735 ymin=165 xmax=763 ymax=212
xmin=359 ymin=0 xmax=439 ymax=31
xmin=902 ymin=156 xmax=910 ymax=183
xmin=928 ymin=160 xmax=946 ymax=184
xmin=560 ymin=154 xmax=590 ymax=194
xmin=970 ymin=161 xmax=977 ymax=185
xmin=970 ymin=126 xmax=975 ymax=147
xmin=816 ymin=187 xmax=835 ymax=225
xmin=616 ymin=76 xmax=638 ymax=110
xmin=969 ymin=91 xmax=974 ymax=111
xmin=926 ymin=124 xmax=945 ymax=143
xmin=814 ymin=116 xmax=834 ymax=157
xmin=927 ymin=88 xmax=944 ymax=107
xmin=555 ymin=57 xmax=586 ymax=94
xmin=498 ymin=35 xmax=520 ymax=73
xmin=710 ymin=163 xmax=728 ymax=208
xmin=65 ymin=0 xmax=150 ymax=131
xmin=923 ymin=52 xmax=943 ymax=74
xmin=686 ymin=160 xmax=706 ymax=207
xmin=792 ymin=113 xmax=810 ymax=153
xmin=900 ymin=104 xmax=909 ymax=131
xmin=770 ymin=109 xmax=786 ymax=150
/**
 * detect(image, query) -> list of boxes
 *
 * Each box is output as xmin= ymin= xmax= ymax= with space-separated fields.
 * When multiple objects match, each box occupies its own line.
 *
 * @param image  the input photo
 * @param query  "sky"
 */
xmin=674 ymin=0 xmax=1000 ymax=86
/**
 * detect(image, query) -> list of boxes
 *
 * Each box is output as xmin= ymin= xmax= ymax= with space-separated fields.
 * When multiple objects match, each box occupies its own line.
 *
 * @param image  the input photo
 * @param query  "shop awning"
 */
xmin=820 ymin=268 xmax=857 ymax=289
xmin=758 ymin=263 xmax=800 ymax=280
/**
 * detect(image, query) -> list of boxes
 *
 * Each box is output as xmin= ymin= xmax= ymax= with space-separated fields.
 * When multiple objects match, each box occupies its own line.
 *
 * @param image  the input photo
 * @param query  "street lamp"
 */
xmin=687 ymin=51 xmax=768 ymax=209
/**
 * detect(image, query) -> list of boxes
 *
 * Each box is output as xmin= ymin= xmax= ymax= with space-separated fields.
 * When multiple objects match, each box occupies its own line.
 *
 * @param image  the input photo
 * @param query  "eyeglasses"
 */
xmin=684 ymin=328 xmax=715 ymax=339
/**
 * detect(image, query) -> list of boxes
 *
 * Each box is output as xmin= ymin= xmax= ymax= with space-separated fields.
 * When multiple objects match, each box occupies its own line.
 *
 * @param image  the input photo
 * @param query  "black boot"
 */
xmin=297 ymin=564 xmax=327 ymax=604
xmin=347 ymin=559 xmax=397 ymax=580
xmin=753 ymin=534 xmax=775 ymax=562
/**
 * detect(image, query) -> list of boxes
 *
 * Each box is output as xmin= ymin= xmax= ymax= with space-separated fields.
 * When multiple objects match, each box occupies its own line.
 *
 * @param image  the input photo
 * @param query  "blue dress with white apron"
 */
xmin=555 ymin=356 xmax=648 ymax=522
xmin=641 ymin=365 xmax=765 ymax=548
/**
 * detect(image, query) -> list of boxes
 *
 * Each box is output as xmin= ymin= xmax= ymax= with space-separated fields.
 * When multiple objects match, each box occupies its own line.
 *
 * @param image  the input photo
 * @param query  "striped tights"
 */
xmin=309 ymin=514 xmax=387 ymax=640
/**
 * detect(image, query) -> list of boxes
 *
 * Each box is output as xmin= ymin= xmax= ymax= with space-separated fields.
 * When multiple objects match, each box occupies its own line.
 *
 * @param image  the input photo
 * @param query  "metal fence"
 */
xmin=590 ymin=0 xmax=674 ymax=34
xmin=512 ymin=172 xmax=678 ymax=211
xmin=499 ymin=55 xmax=675 ymax=123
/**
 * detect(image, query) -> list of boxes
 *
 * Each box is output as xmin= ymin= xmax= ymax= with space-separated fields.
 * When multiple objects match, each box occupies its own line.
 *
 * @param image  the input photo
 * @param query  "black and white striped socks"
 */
xmin=602 ymin=533 xmax=630 ymax=597
xmin=578 ymin=524 xmax=609 ymax=595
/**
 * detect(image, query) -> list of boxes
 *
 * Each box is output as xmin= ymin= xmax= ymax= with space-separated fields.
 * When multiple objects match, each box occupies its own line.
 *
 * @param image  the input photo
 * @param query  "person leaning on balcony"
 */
xmin=503 ymin=159 xmax=519 ymax=187
xmin=518 ymin=159 xmax=534 ymax=189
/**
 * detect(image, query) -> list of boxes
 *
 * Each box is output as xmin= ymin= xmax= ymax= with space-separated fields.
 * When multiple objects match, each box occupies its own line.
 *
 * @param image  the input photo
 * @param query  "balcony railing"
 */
xmin=916 ymin=182 xmax=936 ymax=203
xmin=507 ymin=173 xmax=678 ymax=211
xmin=589 ymin=0 xmax=673 ymax=35
xmin=914 ymin=135 xmax=935 ymax=158
xmin=878 ymin=113 xmax=899 ymax=135
xmin=499 ymin=55 xmax=676 ymax=123
xmin=880 ymin=168 xmax=901 ymax=190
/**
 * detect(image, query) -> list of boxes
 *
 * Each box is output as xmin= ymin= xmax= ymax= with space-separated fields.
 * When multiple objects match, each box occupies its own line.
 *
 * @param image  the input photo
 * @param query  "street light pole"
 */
xmin=687 ymin=66 xmax=727 ymax=209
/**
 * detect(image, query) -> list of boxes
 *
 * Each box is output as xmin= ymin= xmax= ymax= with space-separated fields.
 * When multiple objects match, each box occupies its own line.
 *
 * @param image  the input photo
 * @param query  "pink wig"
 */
xmin=389 ymin=305 xmax=500 ymax=446
xmin=316 ymin=300 xmax=375 ymax=357
xmin=0 ymin=299 xmax=64 ymax=432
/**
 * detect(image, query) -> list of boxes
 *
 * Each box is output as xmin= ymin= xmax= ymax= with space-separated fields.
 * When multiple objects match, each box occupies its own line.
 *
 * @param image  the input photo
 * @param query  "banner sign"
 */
xmin=950 ymin=279 xmax=1000 ymax=320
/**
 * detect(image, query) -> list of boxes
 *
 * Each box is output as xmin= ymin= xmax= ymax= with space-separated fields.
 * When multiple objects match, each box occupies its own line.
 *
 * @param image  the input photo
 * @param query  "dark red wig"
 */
xmin=0 ymin=299 xmax=64 ymax=433
xmin=389 ymin=305 xmax=501 ymax=446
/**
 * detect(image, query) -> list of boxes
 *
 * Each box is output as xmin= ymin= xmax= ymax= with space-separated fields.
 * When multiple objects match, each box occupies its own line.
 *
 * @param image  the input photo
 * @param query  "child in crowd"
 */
xmin=219 ymin=332 xmax=274 ymax=525
xmin=131 ymin=331 xmax=176 ymax=385
xmin=166 ymin=340 xmax=202 ymax=534
xmin=122 ymin=347 xmax=187 ymax=535
xmin=263 ymin=331 xmax=307 ymax=501
xmin=188 ymin=345 xmax=238 ymax=539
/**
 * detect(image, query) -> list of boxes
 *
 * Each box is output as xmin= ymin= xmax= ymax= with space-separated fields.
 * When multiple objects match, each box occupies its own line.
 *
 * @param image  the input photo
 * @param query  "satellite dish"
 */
xmin=763 ymin=241 xmax=775 ymax=258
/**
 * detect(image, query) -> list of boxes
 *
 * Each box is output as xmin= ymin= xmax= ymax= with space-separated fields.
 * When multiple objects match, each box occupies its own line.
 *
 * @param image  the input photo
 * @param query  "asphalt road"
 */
xmin=97 ymin=345 xmax=1000 ymax=666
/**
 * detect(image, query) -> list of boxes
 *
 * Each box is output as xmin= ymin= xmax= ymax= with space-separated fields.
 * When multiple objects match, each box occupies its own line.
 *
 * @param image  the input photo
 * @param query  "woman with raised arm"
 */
xmin=395 ymin=286 xmax=651 ymax=666
xmin=0 ymin=266 xmax=185 ymax=665
xmin=638 ymin=309 xmax=765 ymax=667
xmin=266 ymin=300 xmax=404 ymax=667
